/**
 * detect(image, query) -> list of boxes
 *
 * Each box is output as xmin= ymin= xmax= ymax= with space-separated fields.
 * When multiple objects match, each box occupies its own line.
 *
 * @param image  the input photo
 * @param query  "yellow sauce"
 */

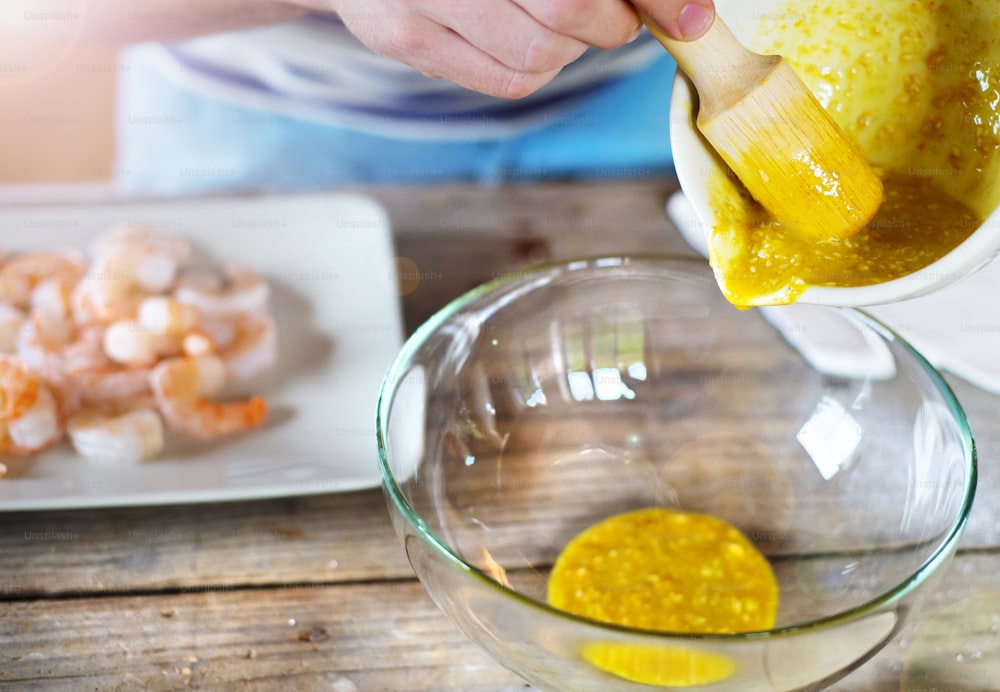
xmin=547 ymin=507 xmax=778 ymax=685
xmin=710 ymin=170 xmax=980 ymax=304
xmin=707 ymin=0 xmax=1000 ymax=306
xmin=579 ymin=642 xmax=737 ymax=687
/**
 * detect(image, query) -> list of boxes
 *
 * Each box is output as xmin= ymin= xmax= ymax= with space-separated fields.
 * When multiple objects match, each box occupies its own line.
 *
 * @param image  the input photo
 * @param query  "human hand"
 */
xmin=633 ymin=0 xmax=715 ymax=45
xmin=318 ymin=0 xmax=716 ymax=99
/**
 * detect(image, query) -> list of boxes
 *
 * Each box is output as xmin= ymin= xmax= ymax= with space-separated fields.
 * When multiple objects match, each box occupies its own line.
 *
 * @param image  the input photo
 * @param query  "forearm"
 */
xmin=11 ymin=0 xmax=309 ymax=45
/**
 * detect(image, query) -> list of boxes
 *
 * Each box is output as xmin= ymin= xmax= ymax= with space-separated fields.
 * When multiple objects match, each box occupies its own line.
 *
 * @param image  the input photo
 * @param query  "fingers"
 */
xmin=511 ymin=0 xmax=640 ymax=49
xmin=422 ymin=0 xmax=590 ymax=75
xmin=346 ymin=8 xmax=563 ymax=98
xmin=330 ymin=0 xmax=707 ymax=101
xmin=632 ymin=0 xmax=716 ymax=41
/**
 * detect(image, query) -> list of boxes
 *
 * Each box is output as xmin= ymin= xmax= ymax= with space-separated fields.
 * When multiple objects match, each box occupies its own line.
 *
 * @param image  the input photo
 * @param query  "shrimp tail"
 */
xmin=149 ymin=355 xmax=268 ymax=441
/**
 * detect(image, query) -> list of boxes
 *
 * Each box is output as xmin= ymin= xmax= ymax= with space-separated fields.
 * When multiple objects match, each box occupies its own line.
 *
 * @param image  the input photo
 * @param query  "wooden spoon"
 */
xmin=644 ymin=14 xmax=883 ymax=240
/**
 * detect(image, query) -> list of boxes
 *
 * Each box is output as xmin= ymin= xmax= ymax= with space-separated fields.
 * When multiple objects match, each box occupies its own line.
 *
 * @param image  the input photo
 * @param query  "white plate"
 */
xmin=0 ymin=192 xmax=404 ymax=511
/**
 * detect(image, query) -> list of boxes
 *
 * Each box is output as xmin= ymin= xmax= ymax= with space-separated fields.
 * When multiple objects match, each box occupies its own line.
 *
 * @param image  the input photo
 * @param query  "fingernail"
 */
xmin=678 ymin=3 xmax=714 ymax=40
xmin=627 ymin=24 xmax=643 ymax=43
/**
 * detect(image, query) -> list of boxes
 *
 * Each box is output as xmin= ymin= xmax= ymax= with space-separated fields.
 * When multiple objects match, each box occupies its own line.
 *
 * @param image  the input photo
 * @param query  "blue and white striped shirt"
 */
xmin=145 ymin=14 xmax=666 ymax=140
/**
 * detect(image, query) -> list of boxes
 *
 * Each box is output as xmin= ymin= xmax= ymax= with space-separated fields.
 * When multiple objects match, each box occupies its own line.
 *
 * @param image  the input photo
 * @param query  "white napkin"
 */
xmin=667 ymin=191 xmax=1000 ymax=393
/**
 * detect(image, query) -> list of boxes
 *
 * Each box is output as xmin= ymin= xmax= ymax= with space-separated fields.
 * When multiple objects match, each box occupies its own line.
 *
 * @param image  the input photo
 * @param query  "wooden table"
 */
xmin=3 ymin=180 xmax=999 ymax=690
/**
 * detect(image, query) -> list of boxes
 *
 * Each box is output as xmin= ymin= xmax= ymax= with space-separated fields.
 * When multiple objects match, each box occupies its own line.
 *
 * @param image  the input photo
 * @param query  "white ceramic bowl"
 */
xmin=670 ymin=0 xmax=1000 ymax=306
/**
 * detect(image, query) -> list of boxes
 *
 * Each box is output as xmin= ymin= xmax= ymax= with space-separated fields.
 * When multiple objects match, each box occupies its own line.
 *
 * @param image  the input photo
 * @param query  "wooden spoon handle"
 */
xmin=641 ymin=14 xmax=779 ymax=113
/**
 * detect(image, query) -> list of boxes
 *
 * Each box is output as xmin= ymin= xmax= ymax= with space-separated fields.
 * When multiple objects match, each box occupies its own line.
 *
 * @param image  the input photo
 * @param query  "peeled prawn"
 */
xmin=17 ymin=316 xmax=105 ymax=384
xmin=90 ymin=224 xmax=190 ymax=266
xmin=70 ymin=258 xmax=146 ymax=325
xmin=182 ymin=329 xmax=216 ymax=357
xmin=67 ymin=407 xmax=164 ymax=465
xmin=91 ymin=225 xmax=190 ymax=293
xmin=103 ymin=321 xmax=167 ymax=367
xmin=0 ymin=226 xmax=277 ymax=469
xmin=174 ymin=265 xmax=270 ymax=316
xmin=17 ymin=317 xmax=124 ymax=416
xmin=70 ymin=227 xmax=193 ymax=325
xmin=137 ymin=296 xmax=199 ymax=335
xmin=107 ymin=248 xmax=176 ymax=295
xmin=1 ymin=385 xmax=61 ymax=456
xmin=150 ymin=355 xmax=266 ymax=440
xmin=1 ymin=249 xmax=86 ymax=283
xmin=0 ymin=275 xmax=30 ymax=309
xmin=31 ymin=276 xmax=75 ymax=319
xmin=0 ymin=304 xmax=26 ymax=354
xmin=103 ymin=296 xmax=204 ymax=366
xmin=70 ymin=366 xmax=154 ymax=407
xmin=0 ymin=250 xmax=85 ymax=310
xmin=214 ymin=312 xmax=277 ymax=380
xmin=0 ymin=354 xmax=40 ymax=422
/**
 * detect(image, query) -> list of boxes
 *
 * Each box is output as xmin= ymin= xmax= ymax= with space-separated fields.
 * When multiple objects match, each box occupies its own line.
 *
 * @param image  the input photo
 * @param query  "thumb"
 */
xmin=636 ymin=0 xmax=715 ymax=41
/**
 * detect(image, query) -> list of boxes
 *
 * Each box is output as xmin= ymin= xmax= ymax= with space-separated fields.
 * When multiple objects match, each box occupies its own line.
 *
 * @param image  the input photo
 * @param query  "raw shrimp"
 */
xmin=67 ymin=407 xmax=164 ymax=465
xmin=214 ymin=312 xmax=277 ymax=380
xmin=0 ymin=304 xmax=26 ymax=354
xmin=0 ymin=385 xmax=61 ymax=456
xmin=0 ymin=354 xmax=40 ymax=422
xmin=150 ymin=355 xmax=266 ymax=440
xmin=174 ymin=265 xmax=270 ymax=316
xmin=0 ymin=250 xmax=86 ymax=310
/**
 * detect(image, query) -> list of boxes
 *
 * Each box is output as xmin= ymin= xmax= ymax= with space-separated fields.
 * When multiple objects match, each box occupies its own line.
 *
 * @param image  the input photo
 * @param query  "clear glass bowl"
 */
xmin=377 ymin=255 xmax=976 ymax=691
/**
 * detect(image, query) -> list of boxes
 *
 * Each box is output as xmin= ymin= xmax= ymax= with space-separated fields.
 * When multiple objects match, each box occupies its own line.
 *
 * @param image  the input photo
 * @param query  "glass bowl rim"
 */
xmin=376 ymin=252 xmax=978 ymax=642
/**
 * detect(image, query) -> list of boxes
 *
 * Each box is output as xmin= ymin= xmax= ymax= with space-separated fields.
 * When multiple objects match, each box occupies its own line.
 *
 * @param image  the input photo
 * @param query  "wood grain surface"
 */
xmin=3 ymin=180 xmax=1000 ymax=691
